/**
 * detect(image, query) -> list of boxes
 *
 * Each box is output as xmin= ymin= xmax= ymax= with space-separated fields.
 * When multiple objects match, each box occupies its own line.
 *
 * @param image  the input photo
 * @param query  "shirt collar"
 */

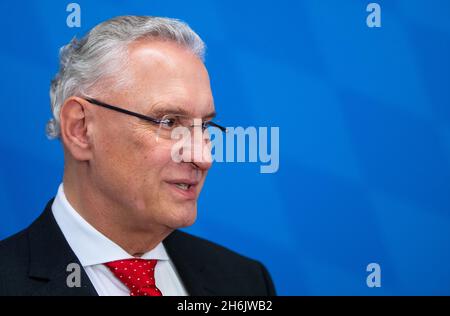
xmin=51 ymin=183 xmax=169 ymax=267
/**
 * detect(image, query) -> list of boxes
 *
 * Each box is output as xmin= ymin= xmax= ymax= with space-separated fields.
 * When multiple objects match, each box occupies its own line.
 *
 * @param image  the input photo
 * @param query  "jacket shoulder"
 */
xmin=0 ymin=227 xmax=33 ymax=295
xmin=165 ymin=230 xmax=276 ymax=295
xmin=0 ymin=228 xmax=30 ymax=268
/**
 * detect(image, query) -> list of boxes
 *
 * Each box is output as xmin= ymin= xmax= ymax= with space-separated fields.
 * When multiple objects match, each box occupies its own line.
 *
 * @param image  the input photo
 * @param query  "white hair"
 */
xmin=46 ymin=15 xmax=206 ymax=139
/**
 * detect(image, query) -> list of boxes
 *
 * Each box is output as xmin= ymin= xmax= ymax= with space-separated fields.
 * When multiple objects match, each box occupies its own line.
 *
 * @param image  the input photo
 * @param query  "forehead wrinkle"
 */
xmin=150 ymin=103 xmax=191 ymax=117
xmin=147 ymin=101 xmax=216 ymax=119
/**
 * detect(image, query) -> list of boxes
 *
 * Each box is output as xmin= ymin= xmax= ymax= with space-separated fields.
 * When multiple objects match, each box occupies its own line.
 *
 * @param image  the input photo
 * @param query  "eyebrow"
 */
xmin=149 ymin=104 xmax=217 ymax=120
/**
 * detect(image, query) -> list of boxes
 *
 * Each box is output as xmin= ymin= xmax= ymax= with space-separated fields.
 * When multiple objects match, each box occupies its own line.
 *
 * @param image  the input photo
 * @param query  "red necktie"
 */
xmin=105 ymin=258 xmax=163 ymax=296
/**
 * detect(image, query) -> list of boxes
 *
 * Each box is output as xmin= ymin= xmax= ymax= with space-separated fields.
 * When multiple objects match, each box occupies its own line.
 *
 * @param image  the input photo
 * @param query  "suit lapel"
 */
xmin=27 ymin=200 xmax=218 ymax=296
xmin=163 ymin=230 xmax=217 ymax=296
xmin=27 ymin=200 xmax=98 ymax=296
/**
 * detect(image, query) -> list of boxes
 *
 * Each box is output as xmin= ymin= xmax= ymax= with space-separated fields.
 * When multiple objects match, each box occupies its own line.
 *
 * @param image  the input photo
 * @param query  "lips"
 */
xmin=175 ymin=183 xmax=191 ymax=190
xmin=165 ymin=179 xmax=199 ymax=200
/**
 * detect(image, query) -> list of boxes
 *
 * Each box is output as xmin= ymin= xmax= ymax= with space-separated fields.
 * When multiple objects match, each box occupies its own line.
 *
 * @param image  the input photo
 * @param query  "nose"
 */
xmin=190 ymin=138 xmax=213 ymax=171
xmin=182 ymin=126 xmax=212 ymax=171
xmin=190 ymin=149 xmax=212 ymax=171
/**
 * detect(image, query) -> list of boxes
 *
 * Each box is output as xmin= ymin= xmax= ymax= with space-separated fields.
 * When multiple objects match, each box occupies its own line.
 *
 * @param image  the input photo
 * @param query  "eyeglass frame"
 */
xmin=83 ymin=97 xmax=227 ymax=134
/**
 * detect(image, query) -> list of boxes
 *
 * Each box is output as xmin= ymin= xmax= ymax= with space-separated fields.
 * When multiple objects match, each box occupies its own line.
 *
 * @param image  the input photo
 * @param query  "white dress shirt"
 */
xmin=51 ymin=183 xmax=188 ymax=296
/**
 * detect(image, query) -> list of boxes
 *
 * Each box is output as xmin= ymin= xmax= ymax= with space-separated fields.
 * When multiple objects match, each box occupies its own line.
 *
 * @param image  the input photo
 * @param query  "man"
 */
xmin=0 ymin=16 xmax=275 ymax=296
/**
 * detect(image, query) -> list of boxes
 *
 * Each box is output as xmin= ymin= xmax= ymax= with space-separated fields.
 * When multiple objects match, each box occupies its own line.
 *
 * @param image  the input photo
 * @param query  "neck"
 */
xmin=62 ymin=163 xmax=171 ymax=256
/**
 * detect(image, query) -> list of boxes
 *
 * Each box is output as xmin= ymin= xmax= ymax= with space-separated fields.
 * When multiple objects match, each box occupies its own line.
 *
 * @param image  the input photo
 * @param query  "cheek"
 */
xmin=134 ymin=140 xmax=176 ymax=210
xmin=94 ymin=124 xmax=175 ymax=195
xmin=92 ymin=124 xmax=147 ymax=181
xmin=130 ymin=134 xmax=174 ymax=181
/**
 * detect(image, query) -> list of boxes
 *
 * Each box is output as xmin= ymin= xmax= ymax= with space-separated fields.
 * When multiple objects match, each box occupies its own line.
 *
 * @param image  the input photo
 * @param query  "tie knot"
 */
xmin=105 ymin=259 xmax=162 ymax=296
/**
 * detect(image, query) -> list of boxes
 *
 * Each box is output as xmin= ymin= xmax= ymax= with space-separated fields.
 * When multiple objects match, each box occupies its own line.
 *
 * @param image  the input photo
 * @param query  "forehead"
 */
xmin=123 ymin=40 xmax=214 ymax=118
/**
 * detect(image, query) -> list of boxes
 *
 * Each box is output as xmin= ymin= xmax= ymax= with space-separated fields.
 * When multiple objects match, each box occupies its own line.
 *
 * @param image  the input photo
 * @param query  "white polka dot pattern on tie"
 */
xmin=105 ymin=259 xmax=162 ymax=296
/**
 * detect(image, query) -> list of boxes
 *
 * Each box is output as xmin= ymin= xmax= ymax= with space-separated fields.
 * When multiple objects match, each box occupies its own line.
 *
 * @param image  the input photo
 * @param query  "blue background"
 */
xmin=0 ymin=0 xmax=449 ymax=295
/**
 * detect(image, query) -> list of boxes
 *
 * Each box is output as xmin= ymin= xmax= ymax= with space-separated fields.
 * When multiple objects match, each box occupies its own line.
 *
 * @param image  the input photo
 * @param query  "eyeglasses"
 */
xmin=83 ymin=97 xmax=227 ymax=141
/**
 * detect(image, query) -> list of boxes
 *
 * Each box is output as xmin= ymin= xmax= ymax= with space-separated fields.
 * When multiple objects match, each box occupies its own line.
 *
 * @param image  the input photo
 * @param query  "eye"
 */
xmin=159 ymin=116 xmax=178 ymax=129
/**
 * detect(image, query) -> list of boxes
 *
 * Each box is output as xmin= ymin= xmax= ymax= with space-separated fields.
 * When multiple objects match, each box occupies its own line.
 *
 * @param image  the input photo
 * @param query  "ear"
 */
xmin=60 ymin=97 xmax=93 ymax=161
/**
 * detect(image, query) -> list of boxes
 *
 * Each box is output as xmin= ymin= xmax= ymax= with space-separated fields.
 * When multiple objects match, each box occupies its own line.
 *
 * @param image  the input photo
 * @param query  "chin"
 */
xmin=167 ymin=204 xmax=198 ymax=229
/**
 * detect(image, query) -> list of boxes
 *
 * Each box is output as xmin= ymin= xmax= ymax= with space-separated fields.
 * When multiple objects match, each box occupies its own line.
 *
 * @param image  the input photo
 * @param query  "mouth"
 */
xmin=174 ymin=183 xmax=192 ymax=191
xmin=166 ymin=180 xmax=199 ymax=200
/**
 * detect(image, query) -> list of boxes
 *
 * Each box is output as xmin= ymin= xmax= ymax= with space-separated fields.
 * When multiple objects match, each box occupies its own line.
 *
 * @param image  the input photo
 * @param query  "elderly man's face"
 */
xmin=89 ymin=40 xmax=214 ymax=230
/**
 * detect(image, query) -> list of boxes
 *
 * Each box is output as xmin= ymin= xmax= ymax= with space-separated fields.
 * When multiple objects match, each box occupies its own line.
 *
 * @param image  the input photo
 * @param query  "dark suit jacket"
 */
xmin=0 ymin=199 xmax=276 ymax=296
